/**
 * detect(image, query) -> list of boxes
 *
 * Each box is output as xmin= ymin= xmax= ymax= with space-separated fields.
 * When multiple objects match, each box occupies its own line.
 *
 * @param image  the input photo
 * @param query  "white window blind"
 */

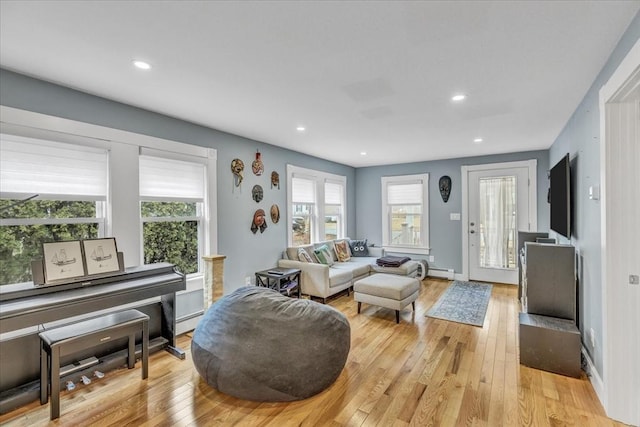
xmin=139 ymin=155 xmax=205 ymax=201
xmin=325 ymin=181 xmax=343 ymax=204
xmin=292 ymin=177 xmax=315 ymax=203
xmin=387 ymin=181 xmax=423 ymax=204
xmin=0 ymin=134 xmax=108 ymax=200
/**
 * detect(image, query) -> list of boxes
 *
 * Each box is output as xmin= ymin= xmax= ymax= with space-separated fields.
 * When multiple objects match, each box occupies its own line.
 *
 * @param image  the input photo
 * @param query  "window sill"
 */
xmin=382 ymin=246 xmax=430 ymax=256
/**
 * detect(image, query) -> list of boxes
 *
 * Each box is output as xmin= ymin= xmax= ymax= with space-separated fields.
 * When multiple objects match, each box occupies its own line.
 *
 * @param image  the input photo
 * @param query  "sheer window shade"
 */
xmin=387 ymin=182 xmax=422 ymax=204
xmin=292 ymin=177 xmax=315 ymax=203
xmin=325 ymin=181 xmax=343 ymax=204
xmin=139 ymin=155 xmax=205 ymax=201
xmin=0 ymin=134 xmax=108 ymax=200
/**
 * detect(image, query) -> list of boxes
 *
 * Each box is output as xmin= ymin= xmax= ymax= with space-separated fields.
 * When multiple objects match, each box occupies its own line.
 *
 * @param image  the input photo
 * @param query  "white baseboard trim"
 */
xmin=581 ymin=346 xmax=605 ymax=407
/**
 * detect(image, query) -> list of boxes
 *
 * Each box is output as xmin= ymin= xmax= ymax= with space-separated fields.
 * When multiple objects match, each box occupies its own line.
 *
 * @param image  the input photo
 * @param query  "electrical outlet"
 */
xmin=245 ymin=276 xmax=251 ymax=285
xmin=589 ymin=328 xmax=596 ymax=348
xmin=429 ymin=255 xmax=435 ymax=262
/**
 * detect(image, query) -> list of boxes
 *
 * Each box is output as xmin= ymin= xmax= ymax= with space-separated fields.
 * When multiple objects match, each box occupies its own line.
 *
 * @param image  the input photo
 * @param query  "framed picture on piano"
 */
xmin=82 ymin=237 xmax=122 ymax=276
xmin=42 ymin=240 xmax=86 ymax=283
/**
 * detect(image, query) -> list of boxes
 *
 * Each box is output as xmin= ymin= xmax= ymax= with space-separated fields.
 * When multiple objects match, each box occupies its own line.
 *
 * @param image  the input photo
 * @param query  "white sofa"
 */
xmin=278 ymin=239 xmax=420 ymax=302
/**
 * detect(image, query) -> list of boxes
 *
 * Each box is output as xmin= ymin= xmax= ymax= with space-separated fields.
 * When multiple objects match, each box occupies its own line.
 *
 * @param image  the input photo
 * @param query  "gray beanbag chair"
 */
xmin=191 ymin=286 xmax=351 ymax=401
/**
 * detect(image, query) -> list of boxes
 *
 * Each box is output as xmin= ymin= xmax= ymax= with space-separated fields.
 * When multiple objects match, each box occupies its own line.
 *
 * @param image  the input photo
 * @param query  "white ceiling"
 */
xmin=1 ymin=1 xmax=638 ymax=167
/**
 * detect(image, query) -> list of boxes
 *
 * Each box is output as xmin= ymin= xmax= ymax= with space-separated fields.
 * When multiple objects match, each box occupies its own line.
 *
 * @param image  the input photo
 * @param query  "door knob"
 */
xmin=470 ymin=230 xmax=475 ymax=234
xmin=470 ymin=222 xmax=475 ymax=226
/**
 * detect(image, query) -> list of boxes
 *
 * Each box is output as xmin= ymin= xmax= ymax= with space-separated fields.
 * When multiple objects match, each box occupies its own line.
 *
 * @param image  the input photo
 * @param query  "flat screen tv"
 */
xmin=549 ymin=153 xmax=571 ymax=238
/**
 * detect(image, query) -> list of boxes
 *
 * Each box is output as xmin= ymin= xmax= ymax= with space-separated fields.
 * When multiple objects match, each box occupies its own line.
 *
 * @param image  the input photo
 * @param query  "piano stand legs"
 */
xmin=166 ymin=345 xmax=186 ymax=360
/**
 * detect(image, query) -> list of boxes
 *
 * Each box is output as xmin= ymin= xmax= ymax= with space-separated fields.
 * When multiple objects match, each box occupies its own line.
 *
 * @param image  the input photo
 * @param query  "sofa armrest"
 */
xmin=277 ymin=259 xmax=330 ymax=298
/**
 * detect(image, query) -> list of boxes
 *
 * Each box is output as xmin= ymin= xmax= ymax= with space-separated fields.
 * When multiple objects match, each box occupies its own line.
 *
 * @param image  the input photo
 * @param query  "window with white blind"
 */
xmin=381 ymin=173 xmax=430 ymax=254
xmin=139 ymin=153 xmax=206 ymax=276
xmin=324 ymin=181 xmax=344 ymax=241
xmin=0 ymin=133 xmax=108 ymax=285
xmin=287 ymin=165 xmax=346 ymax=246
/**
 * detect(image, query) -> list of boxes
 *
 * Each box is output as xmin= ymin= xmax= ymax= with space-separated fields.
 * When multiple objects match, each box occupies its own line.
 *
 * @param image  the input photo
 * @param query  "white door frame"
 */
xmin=598 ymin=38 xmax=640 ymax=425
xmin=461 ymin=160 xmax=537 ymax=282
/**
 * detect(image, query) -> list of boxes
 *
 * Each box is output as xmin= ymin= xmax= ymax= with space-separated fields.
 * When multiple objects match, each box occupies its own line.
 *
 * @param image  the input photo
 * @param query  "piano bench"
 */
xmin=39 ymin=309 xmax=149 ymax=420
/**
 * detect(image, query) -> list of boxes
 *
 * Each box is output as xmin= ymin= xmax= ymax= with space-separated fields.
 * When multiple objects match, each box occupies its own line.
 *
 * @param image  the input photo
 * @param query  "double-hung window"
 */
xmin=139 ymin=153 xmax=206 ymax=276
xmin=288 ymin=165 xmax=346 ymax=245
xmin=0 ymin=134 xmax=108 ymax=285
xmin=381 ymin=173 xmax=430 ymax=254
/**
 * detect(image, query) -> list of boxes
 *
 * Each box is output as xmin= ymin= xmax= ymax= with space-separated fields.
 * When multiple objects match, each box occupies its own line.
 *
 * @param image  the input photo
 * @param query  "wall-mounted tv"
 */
xmin=549 ymin=153 xmax=571 ymax=238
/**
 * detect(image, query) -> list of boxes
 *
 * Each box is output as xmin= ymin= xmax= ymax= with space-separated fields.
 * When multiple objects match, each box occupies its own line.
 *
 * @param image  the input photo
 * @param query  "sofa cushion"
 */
xmin=334 ymin=240 xmax=351 ymax=262
xmin=349 ymin=239 xmax=369 ymax=257
xmin=331 ymin=260 xmax=370 ymax=278
xmin=286 ymin=244 xmax=314 ymax=261
xmin=314 ymin=244 xmax=334 ymax=266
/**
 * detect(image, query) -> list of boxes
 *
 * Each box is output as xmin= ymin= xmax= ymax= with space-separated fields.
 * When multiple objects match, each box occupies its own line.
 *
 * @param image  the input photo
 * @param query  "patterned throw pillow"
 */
xmin=313 ymin=244 xmax=335 ymax=266
xmin=298 ymin=247 xmax=314 ymax=263
xmin=334 ymin=240 xmax=351 ymax=262
xmin=348 ymin=239 xmax=369 ymax=257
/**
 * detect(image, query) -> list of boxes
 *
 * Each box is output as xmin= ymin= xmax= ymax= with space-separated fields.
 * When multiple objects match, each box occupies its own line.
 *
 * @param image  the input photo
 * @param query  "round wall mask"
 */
xmin=231 ymin=158 xmax=244 ymax=187
xmin=251 ymin=209 xmax=267 ymax=234
xmin=252 ymin=185 xmax=264 ymax=203
xmin=270 ymin=204 xmax=280 ymax=223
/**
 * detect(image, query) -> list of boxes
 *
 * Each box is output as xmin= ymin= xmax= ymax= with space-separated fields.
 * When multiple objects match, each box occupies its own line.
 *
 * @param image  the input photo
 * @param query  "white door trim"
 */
xmin=598 ymin=38 xmax=640 ymax=425
xmin=461 ymin=160 xmax=537 ymax=282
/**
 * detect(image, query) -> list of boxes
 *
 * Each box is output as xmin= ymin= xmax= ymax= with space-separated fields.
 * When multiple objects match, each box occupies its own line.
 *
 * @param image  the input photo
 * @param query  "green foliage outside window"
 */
xmin=0 ymin=200 xmax=98 ymax=285
xmin=141 ymin=202 xmax=199 ymax=275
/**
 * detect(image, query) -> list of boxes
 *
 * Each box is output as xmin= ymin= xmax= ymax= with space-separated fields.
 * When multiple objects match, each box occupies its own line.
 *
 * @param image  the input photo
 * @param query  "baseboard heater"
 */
xmin=428 ymin=267 xmax=455 ymax=280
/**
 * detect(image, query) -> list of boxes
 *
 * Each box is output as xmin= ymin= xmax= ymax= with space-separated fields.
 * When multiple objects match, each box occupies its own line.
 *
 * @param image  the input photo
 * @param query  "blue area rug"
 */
xmin=426 ymin=280 xmax=493 ymax=327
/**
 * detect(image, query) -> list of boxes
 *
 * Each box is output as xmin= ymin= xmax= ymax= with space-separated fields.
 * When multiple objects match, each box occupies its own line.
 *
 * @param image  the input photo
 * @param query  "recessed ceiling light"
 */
xmin=133 ymin=60 xmax=151 ymax=70
xmin=473 ymin=138 xmax=483 ymax=143
xmin=296 ymin=126 xmax=306 ymax=132
xmin=451 ymin=94 xmax=466 ymax=102
xmin=360 ymin=151 xmax=367 ymax=156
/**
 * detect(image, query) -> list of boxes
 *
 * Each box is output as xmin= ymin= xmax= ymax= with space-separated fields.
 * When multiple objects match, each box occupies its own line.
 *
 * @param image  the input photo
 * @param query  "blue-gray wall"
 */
xmin=0 ymin=69 xmax=356 ymax=291
xmin=548 ymin=12 xmax=640 ymax=378
xmin=354 ymin=151 xmax=549 ymax=272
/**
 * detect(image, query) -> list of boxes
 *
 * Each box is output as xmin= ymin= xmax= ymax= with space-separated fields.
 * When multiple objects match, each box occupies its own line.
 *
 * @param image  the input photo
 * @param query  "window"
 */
xmin=139 ymin=153 xmax=206 ymax=276
xmin=324 ymin=181 xmax=344 ymax=241
xmin=381 ymin=174 xmax=429 ymax=254
xmin=287 ymin=165 xmax=346 ymax=245
xmin=0 ymin=134 xmax=108 ymax=285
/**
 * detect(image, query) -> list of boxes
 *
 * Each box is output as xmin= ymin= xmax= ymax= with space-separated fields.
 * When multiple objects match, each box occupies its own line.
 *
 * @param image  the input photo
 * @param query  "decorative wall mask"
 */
xmin=252 ymin=150 xmax=264 ymax=176
xmin=252 ymin=185 xmax=264 ymax=203
xmin=251 ymin=209 xmax=268 ymax=234
xmin=231 ymin=159 xmax=244 ymax=187
xmin=439 ymin=175 xmax=452 ymax=203
xmin=270 ymin=204 xmax=280 ymax=224
xmin=271 ymin=171 xmax=280 ymax=189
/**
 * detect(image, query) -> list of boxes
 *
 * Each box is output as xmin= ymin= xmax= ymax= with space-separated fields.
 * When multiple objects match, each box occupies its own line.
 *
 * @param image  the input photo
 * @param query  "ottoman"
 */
xmin=354 ymin=273 xmax=420 ymax=323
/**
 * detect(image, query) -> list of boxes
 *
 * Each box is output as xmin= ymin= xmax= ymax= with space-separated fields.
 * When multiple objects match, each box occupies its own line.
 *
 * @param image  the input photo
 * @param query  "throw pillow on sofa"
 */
xmin=313 ymin=244 xmax=334 ymax=266
xmin=349 ymin=239 xmax=369 ymax=257
xmin=334 ymin=240 xmax=351 ymax=262
xmin=298 ymin=247 xmax=315 ymax=263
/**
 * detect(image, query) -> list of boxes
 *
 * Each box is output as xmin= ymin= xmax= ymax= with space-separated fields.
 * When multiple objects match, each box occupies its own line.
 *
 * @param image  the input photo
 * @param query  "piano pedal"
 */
xmin=81 ymin=375 xmax=91 ymax=385
xmin=94 ymin=370 xmax=104 ymax=379
xmin=65 ymin=381 xmax=75 ymax=391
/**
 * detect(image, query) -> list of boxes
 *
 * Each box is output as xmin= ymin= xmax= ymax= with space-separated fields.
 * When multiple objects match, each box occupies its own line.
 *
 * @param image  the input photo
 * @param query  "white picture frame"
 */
xmin=82 ymin=237 xmax=121 ymax=276
xmin=42 ymin=240 xmax=86 ymax=283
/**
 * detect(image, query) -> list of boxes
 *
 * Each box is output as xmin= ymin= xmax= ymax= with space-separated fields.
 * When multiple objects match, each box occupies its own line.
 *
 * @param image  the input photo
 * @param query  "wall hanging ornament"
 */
xmin=252 ymin=150 xmax=264 ymax=176
xmin=439 ymin=175 xmax=452 ymax=203
xmin=252 ymin=185 xmax=264 ymax=203
xmin=251 ymin=209 xmax=268 ymax=234
xmin=231 ymin=158 xmax=244 ymax=187
xmin=270 ymin=204 xmax=280 ymax=224
xmin=271 ymin=171 xmax=280 ymax=189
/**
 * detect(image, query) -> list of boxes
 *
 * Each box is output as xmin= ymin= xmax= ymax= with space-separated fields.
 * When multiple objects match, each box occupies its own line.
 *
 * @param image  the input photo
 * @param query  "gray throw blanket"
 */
xmin=376 ymin=255 xmax=411 ymax=267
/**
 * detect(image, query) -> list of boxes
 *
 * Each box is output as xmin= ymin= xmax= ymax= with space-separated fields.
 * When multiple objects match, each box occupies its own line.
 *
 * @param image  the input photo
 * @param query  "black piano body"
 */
xmin=0 ymin=263 xmax=186 ymax=414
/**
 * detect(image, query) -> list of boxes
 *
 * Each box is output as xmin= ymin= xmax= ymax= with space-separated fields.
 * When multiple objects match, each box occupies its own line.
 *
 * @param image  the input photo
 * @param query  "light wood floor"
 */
xmin=1 ymin=278 xmax=625 ymax=426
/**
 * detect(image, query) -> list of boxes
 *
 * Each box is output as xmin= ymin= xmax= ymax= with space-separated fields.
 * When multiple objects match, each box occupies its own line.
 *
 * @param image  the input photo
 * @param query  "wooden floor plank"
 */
xmin=0 ymin=279 xmax=625 ymax=427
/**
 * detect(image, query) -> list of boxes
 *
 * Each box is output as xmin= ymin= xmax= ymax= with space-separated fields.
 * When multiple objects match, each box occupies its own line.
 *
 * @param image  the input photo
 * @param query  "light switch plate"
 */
xmin=450 ymin=213 xmax=461 ymax=220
